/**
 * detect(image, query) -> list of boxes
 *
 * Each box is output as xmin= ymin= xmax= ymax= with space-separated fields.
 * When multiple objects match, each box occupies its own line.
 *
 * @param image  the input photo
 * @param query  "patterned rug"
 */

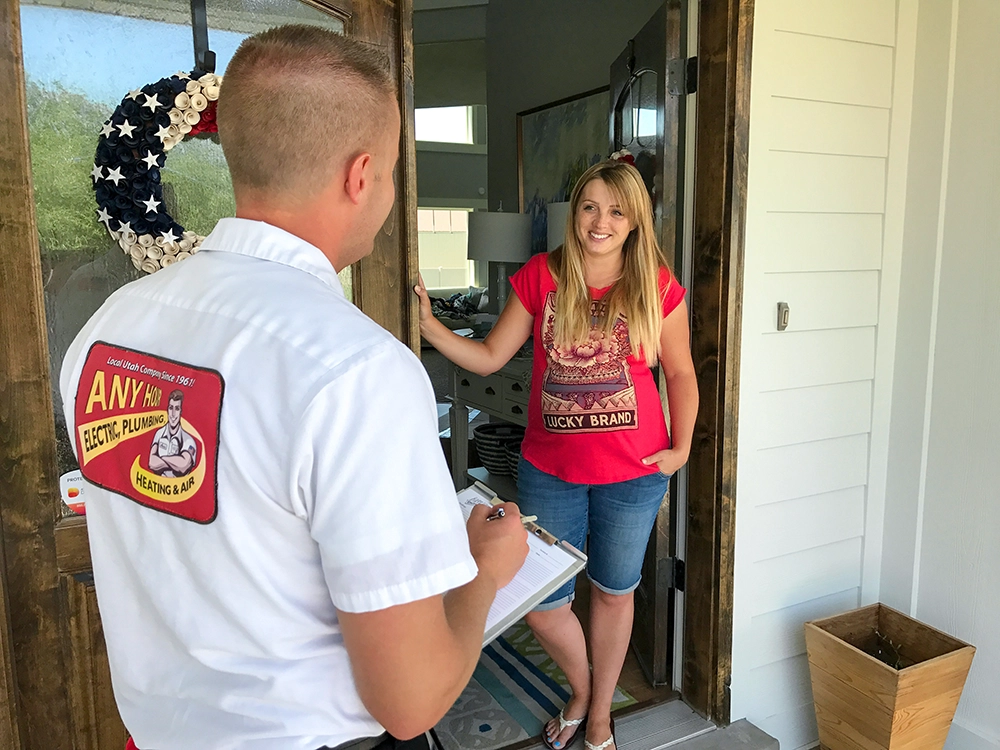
xmin=434 ymin=622 xmax=636 ymax=750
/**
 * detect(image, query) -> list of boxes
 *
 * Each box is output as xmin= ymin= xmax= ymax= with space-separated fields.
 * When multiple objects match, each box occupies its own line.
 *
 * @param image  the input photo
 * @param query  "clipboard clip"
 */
xmin=473 ymin=481 xmax=499 ymax=504
xmin=524 ymin=520 xmax=558 ymax=546
xmin=471 ymin=480 xmax=556 ymax=543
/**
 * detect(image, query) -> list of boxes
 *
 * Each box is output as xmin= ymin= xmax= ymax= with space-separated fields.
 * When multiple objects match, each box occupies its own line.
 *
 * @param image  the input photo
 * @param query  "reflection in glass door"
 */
xmin=20 ymin=0 xmax=347 ymax=499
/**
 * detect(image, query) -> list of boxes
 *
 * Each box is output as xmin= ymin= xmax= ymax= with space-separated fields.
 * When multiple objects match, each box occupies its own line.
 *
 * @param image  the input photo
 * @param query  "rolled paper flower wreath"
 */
xmin=91 ymin=70 xmax=223 ymax=274
xmin=609 ymin=148 xmax=636 ymax=166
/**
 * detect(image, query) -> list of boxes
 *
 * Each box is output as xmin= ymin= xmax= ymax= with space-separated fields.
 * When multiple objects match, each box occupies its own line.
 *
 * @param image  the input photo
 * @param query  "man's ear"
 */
xmin=345 ymin=152 xmax=373 ymax=205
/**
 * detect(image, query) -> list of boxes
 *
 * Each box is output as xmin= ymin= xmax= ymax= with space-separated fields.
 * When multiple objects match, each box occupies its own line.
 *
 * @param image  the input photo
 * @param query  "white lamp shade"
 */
xmin=546 ymin=202 xmax=572 ymax=252
xmin=467 ymin=211 xmax=531 ymax=263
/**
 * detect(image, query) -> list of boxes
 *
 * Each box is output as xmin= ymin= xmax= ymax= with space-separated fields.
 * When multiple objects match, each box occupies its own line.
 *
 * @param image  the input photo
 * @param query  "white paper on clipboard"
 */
xmin=457 ymin=484 xmax=587 ymax=646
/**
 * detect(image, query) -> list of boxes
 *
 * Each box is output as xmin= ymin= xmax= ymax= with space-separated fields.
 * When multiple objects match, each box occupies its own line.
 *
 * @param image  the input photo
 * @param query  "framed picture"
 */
xmin=517 ymin=87 xmax=611 ymax=255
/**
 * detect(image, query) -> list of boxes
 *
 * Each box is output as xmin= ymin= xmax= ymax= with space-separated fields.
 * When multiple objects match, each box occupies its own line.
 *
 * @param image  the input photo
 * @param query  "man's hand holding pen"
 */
xmin=467 ymin=502 xmax=529 ymax=590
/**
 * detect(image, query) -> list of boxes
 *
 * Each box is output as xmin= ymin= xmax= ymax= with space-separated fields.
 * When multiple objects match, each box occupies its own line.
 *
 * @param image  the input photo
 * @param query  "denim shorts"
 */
xmin=515 ymin=457 xmax=670 ymax=610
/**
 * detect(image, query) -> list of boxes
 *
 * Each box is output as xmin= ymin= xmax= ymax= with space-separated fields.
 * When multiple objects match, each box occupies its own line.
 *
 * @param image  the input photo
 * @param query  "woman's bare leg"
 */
xmin=525 ymin=604 xmax=592 ymax=748
xmin=585 ymin=585 xmax=633 ymax=749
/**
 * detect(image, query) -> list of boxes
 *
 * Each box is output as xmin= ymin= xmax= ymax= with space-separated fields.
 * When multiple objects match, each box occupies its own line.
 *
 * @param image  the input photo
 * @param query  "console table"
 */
xmin=448 ymin=357 xmax=531 ymax=500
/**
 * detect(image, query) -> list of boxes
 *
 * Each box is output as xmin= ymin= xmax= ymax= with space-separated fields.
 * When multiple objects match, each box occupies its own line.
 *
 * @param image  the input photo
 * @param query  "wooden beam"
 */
xmin=683 ymin=0 xmax=754 ymax=724
xmin=351 ymin=0 xmax=420 ymax=352
xmin=0 ymin=1 xmax=74 ymax=746
xmin=60 ymin=575 xmax=128 ymax=750
xmin=0 ymin=526 xmax=25 ymax=750
xmin=54 ymin=517 xmax=91 ymax=576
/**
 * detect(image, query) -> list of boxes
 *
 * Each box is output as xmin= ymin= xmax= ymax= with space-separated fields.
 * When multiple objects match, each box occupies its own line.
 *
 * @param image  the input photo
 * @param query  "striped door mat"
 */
xmin=434 ymin=622 xmax=636 ymax=750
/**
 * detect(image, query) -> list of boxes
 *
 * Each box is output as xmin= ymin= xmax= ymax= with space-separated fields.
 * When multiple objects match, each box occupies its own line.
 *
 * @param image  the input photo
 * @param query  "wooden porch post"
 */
xmin=683 ymin=0 xmax=754 ymax=723
xmin=350 ymin=0 xmax=421 ymax=352
xmin=0 ymin=528 xmax=24 ymax=748
xmin=0 ymin=1 xmax=75 ymax=746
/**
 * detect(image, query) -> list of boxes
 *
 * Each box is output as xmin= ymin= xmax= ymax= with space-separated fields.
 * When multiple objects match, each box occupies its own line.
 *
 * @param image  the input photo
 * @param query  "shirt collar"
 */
xmin=199 ymin=217 xmax=345 ymax=295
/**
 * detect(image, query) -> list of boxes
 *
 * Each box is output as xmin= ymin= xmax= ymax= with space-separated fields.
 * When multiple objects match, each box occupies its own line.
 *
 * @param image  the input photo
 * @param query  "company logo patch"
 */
xmin=73 ymin=342 xmax=224 ymax=523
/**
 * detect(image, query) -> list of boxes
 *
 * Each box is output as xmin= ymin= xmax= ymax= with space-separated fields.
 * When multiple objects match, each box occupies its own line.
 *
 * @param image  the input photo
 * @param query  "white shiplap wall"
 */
xmin=729 ymin=1 xmax=908 ymax=747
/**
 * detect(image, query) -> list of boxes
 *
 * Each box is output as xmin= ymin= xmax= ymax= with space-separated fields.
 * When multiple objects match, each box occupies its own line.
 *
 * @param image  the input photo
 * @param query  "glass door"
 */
xmin=609 ymin=0 xmax=689 ymax=687
xmin=0 ymin=1 xmax=415 ymax=746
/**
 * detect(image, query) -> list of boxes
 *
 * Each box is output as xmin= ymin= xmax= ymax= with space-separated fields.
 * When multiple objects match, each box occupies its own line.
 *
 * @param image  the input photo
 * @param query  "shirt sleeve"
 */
xmin=661 ymin=267 xmax=687 ymax=318
xmin=509 ymin=253 xmax=544 ymax=315
xmin=290 ymin=341 xmax=478 ymax=614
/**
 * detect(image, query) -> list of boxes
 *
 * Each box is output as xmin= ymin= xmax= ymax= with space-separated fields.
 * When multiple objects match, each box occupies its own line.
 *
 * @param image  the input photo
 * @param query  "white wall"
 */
xmin=485 ymin=0 xmax=663 ymax=211
xmin=730 ymin=1 xmax=907 ymax=747
xmin=880 ymin=0 xmax=953 ymax=618
xmin=884 ymin=1 xmax=1000 ymax=748
xmin=732 ymin=0 xmax=1000 ymax=747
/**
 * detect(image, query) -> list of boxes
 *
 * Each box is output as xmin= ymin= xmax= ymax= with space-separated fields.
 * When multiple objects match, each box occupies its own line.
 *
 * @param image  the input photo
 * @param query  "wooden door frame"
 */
xmin=607 ymin=0 xmax=688 ymax=689
xmin=682 ymin=0 xmax=753 ymax=724
xmin=351 ymin=0 xmax=422 ymax=353
xmin=0 ymin=1 xmax=418 ymax=747
xmin=0 ymin=0 xmax=751 ymax=741
xmin=0 ymin=3 xmax=75 ymax=746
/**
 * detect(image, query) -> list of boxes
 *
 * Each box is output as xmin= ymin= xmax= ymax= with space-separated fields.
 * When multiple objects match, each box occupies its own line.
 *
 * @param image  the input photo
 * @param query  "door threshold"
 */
xmin=446 ymin=697 xmax=715 ymax=750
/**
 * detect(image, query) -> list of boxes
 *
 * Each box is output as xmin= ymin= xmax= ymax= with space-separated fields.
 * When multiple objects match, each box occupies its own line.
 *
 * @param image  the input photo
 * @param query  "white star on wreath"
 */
xmin=117 ymin=119 xmax=137 ymax=138
xmin=105 ymin=166 xmax=125 ymax=185
xmin=93 ymin=69 xmax=222 ymax=275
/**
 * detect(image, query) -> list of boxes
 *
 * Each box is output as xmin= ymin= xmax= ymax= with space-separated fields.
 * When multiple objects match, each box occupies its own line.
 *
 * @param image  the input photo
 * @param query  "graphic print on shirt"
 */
xmin=73 ymin=341 xmax=223 ymax=523
xmin=540 ymin=292 xmax=638 ymax=433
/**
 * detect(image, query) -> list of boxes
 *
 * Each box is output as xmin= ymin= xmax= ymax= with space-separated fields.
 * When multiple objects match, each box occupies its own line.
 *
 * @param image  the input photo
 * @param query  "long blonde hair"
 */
xmin=549 ymin=160 xmax=671 ymax=366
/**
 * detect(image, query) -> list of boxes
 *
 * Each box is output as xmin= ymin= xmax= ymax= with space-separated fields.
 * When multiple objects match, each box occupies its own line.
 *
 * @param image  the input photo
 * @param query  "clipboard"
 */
xmin=457 ymin=484 xmax=588 ymax=646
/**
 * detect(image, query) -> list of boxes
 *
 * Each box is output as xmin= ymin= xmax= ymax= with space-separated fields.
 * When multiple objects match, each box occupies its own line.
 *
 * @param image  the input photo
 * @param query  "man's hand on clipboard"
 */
xmin=467 ymin=502 xmax=529 ymax=589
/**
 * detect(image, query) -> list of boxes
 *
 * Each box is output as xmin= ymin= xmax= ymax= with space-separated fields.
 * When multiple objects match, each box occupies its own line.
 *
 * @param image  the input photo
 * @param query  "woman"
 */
xmin=415 ymin=160 xmax=698 ymax=750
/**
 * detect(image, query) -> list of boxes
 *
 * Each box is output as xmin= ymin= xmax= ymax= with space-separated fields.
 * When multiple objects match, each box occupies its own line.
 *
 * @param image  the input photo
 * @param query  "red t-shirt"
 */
xmin=509 ymin=253 xmax=687 ymax=484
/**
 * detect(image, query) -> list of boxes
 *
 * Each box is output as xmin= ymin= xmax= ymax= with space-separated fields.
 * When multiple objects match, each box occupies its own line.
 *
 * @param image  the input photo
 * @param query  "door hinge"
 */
xmin=670 ymin=557 xmax=686 ymax=592
xmin=667 ymin=56 xmax=698 ymax=96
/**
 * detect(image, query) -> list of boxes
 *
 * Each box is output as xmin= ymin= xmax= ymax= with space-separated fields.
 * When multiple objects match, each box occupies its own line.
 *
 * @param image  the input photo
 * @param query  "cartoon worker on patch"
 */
xmin=149 ymin=390 xmax=197 ymax=477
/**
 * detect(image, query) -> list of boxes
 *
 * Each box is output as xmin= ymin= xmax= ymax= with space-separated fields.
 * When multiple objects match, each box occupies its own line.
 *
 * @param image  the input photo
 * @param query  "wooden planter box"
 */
xmin=805 ymin=603 xmax=975 ymax=750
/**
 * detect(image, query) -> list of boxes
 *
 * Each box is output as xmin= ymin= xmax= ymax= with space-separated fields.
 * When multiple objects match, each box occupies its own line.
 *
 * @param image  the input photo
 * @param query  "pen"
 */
xmin=485 ymin=507 xmax=505 ymax=522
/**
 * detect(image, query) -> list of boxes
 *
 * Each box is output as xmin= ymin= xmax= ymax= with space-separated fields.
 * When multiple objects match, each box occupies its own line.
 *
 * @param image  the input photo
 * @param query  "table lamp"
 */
xmin=467 ymin=209 xmax=531 ymax=312
xmin=546 ymin=201 xmax=572 ymax=252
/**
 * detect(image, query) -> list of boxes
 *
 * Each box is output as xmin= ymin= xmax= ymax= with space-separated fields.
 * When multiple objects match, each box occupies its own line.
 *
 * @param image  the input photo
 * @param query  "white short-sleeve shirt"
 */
xmin=59 ymin=218 xmax=478 ymax=750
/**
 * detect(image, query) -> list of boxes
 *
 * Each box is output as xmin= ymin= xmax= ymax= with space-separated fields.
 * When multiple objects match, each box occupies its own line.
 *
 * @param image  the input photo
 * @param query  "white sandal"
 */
xmin=543 ymin=708 xmax=587 ymax=750
xmin=584 ymin=717 xmax=616 ymax=750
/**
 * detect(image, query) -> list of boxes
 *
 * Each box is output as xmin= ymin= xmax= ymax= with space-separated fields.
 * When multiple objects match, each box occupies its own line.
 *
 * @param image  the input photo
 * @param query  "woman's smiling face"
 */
xmin=574 ymin=178 xmax=635 ymax=264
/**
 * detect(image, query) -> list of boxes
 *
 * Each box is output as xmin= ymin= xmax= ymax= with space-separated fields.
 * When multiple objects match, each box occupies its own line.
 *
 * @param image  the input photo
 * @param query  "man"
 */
xmin=149 ymin=389 xmax=196 ymax=477
xmin=61 ymin=25 xmax=527 ymax=750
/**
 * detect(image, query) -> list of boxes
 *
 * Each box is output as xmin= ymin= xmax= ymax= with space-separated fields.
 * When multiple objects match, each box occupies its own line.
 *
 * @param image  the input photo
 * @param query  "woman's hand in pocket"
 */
xmin=642 ymin=447 xmax=690 ymax=477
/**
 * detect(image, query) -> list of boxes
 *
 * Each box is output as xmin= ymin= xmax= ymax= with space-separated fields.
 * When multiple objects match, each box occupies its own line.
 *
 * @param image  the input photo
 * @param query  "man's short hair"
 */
xmin=168 ymin=390 xmax=184 ymax=405
xmin=217 ymin=24 xmax=394 ymax=201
